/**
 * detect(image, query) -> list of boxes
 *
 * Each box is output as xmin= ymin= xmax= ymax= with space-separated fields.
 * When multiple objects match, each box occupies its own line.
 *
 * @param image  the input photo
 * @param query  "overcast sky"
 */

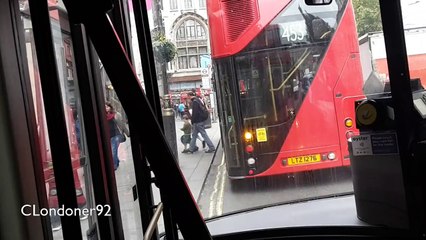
xmin=401 ymin=0 xmax=426 ymax=28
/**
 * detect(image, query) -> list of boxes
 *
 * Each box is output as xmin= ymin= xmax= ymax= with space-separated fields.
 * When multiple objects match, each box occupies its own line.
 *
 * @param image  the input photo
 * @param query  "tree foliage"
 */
xmin=352 ymin=0 xmax=382 ymax=36
xmin=153 ymin=34 xmax=177 ymax=63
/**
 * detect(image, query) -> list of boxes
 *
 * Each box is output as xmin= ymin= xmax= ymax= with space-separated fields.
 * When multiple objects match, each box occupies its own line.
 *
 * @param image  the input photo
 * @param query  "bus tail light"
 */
xmin=345 ymin=118 xmax=353 ymax=128
xmin=244 ymin=131 xmax=253 ymax=141
xmin=247 ymin=157 xmax=256 ymax=165
xmin=246 ymin=145 xmax=254 ymax=153
xmin=346 ymin=130 xmax=354 ymax=140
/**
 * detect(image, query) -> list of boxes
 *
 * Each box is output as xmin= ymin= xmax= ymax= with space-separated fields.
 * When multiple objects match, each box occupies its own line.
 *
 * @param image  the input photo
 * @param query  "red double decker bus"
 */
xmin=207 ymin=0 xmax=364 ymax=180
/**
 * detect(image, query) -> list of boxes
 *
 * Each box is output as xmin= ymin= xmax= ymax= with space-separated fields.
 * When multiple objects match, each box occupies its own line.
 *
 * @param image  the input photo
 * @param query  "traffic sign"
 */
xmin=201 ymin=68 xmax=209 ymax=76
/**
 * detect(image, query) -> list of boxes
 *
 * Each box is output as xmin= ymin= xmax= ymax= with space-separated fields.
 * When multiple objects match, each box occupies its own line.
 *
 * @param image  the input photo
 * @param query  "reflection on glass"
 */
xmin=202 ymin=0 xmax=360 ymax=218
xmin=21 ymin=0 xmax=146 ymax=237
xmin=20 ymin=0 xmax=69 ymax=234
xmin=100 ymin=59 xmax=144 ymax=238
xmin=356 ymin=0 xmax=426 ymax=94
xmin=45 ymin=3 xmax=92 ymax=238
xmin=18 ymin=0 xmax=426 ymax=236
xmin=20 ymin=0 xmax=96 ymax=237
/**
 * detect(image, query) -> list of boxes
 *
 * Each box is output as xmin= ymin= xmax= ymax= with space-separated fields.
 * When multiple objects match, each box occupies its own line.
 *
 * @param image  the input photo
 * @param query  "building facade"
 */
xmin=162 ymin=0 xmax=212 ymax=93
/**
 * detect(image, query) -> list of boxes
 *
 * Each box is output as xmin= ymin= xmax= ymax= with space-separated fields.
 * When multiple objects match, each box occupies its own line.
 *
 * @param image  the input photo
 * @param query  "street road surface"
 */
xmin=198 ymin=146 xmax=354 ymax=219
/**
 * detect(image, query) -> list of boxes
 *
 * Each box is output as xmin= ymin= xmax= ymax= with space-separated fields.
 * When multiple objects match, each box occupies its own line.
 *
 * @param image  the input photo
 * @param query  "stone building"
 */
xmin=161 ymin=0 xmax=212 ymax=93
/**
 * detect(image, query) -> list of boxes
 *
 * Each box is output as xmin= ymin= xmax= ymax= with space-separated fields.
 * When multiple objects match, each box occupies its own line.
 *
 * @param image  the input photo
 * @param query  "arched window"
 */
xmin=176 ymin=19 xmax=206 ymax=40
xmin=175 ymin=18 xmax=208 ymax=70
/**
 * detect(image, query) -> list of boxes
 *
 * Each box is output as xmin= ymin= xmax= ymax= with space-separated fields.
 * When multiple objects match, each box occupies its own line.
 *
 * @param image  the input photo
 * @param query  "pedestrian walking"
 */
xmin=186 ymin=92 xmax=215 ymax=153
xmin=106 ymin=102 xmax=125 ymax=170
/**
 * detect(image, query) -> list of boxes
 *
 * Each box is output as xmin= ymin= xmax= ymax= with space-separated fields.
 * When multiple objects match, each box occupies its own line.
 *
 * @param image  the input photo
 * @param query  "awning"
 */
xmin=169 ymin=74 xmax=201 ymax=83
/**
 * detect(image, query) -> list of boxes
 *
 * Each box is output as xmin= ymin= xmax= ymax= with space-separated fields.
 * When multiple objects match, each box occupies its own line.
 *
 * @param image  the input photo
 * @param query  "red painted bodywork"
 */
xmin=209 ymin=0 xmax=365 ymax=177
xmin=258 ymin=2 xmax=363 ymax=176
xmin=31 ymin=49 xmax=86 ymax=209
xmin=208 ymin=0 xmax=292 ymax=59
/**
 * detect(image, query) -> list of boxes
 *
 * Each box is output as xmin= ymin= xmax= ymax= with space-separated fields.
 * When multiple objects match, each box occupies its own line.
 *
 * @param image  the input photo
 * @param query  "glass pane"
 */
xmin=189 ymin=55 xmax=198 ymax=68
xmin=96 ymin=4 xmax=144 ymax=234
xmin=402 ymin=1 xmax=425 ymax=91
xmin=188 ymin=47 xmax=197 ymax=54
xmin=21 ymin=0 xmax=146 ymax=238
xmin=199 ymin=0 xmax=206 ymax=9
xmin=179 ymin=56 xmax=188 ymax=69
xmin=129 ymin=1 xmax=144 ymax=83
xmin=185 ymin=0 xmax=192 ymax=9
xmin=144 ymin=0 xmax=217 ymax=235
xmin=10 ymin=0 xmax=423 ymax=236
xmin=187 ymin=25 xmax=195 ymax=39
xmin=170 ymin=0 xmax=178 ymax=10
xmin=124 ymin=4 xmax=170 ymax=232
xmin=178 ymin=48 xmax=187 ymax=55
xmin=128 ymin=0 xmax=414 ymax=235
xmin=19 ymin=0 xmax=95 ymax=237
xmin=196 ymin=25 xmax=205 ymax=38
xmin=202 ymin=0 xmax=375 ymax=220
xmin=199 ymin=47 xmax=207 ymax=53
xmin=103 ymin=83 xmax=143 ymax=240
xmin=143 ymin=0 xmax=402 ymax=236
xmin=177 ymin=26 xmax=186 ymax=40
xmin=355 ymin=0 xmax=426 ymax=94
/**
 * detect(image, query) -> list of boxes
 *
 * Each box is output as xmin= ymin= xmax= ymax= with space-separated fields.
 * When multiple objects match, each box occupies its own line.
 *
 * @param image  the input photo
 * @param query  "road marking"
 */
xmin=208 ymin=153 xmax=226 ymax=218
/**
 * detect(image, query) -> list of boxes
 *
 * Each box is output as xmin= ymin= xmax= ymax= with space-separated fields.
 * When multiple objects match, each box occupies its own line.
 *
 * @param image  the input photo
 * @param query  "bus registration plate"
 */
xmin=288 ymin=154 xmax=321 ymax=166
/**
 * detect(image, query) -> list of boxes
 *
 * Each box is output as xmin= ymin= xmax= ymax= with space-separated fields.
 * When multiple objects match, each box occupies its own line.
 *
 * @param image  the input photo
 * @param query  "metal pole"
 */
xmin=143 ymin=203 xmax=164 ymax=240
xmin=379 ymin=0 xmax=424 ymax=233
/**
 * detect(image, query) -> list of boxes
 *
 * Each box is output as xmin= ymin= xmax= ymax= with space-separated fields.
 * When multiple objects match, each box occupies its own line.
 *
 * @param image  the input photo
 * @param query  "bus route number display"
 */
xmin=279 ymin=22 xmax=307 ymax=44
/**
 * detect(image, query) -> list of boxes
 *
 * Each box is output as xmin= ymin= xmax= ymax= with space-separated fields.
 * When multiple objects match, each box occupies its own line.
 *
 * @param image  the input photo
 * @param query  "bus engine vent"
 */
xmin=222 ymin=0 xmax=259 ymax=43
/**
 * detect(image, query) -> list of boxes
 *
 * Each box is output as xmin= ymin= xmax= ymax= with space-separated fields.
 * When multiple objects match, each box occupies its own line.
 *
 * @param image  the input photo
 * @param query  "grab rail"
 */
xmin=143 ymin=203 xmax=164 ymax=240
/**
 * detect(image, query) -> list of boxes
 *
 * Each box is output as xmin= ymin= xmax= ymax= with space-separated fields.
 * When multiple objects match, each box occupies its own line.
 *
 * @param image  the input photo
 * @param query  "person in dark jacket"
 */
xmin=186 ymin=92 xmax=215 ymax=153
xmin=106 ymin=102 xmax=122 ymax=170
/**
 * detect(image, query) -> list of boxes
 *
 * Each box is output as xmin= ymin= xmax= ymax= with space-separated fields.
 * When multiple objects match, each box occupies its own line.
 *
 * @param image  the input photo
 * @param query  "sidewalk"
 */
xmin=116 ymin=118 xmax=221 ymax=201
xmin=51 ymin=119 xmax=220 ymax=240
xmin=112 ymin=118 xmax=221 ymax=238
xmin=174 ymin=118 xmax=221 ymax=201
